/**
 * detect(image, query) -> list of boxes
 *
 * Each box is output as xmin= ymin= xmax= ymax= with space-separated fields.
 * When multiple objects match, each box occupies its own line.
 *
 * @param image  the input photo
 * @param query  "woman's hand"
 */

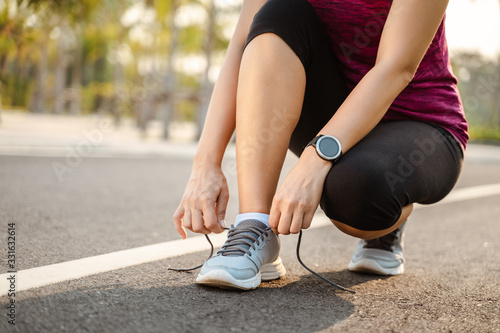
xmin=173 ymin=163 xmax=229 ymax=239
xmin=269 ymin=147 xmax=332 ymax=235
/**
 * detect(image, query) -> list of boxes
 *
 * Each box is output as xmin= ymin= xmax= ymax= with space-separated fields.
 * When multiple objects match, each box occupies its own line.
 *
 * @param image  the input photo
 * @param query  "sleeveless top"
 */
xmin=308 ymin=0 xmax=469 ymax=149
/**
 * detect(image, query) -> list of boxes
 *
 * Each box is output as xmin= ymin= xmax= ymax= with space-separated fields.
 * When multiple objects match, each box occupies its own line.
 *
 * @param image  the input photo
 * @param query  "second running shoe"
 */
xmin=348 ymin=221 xmax=406 ymax=276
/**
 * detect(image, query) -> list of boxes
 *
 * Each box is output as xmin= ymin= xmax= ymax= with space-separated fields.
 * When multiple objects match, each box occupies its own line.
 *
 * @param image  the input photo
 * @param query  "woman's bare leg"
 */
xmin=236 ymin=33 xmax=305 ymax=214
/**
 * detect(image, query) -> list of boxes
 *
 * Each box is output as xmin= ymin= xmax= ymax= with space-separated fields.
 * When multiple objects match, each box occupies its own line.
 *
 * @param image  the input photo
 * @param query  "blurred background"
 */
xmin=0 ymin=0 xmax=499 ymax=144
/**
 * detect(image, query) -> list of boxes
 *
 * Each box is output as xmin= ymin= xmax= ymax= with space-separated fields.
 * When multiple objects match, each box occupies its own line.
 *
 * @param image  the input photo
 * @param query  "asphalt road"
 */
xmin=0 ymin=146 xmax=499 ymax=332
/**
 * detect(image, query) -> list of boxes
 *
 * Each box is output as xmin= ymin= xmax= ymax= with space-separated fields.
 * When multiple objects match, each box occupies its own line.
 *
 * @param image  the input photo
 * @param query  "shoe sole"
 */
xmin=195 ymin=257 xmax=286 ymax=290
xmin=348 ymin=258 xmax=404 ymax=276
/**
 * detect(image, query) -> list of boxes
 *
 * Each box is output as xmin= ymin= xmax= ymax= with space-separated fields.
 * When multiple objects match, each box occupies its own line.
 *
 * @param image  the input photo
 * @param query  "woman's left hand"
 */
xmin=269 ymin=147 xmax=332 ymax=235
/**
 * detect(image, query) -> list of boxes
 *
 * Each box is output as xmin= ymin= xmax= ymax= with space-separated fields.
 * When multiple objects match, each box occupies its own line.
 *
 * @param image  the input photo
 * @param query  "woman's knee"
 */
xmin=322 ymin=197 xmax=403 ymax=233
xmin=320 ymin=159 xmax=405 ymax=232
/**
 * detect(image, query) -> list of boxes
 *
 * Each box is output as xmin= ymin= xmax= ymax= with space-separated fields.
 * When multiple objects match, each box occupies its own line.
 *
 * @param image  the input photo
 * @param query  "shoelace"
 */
xmin=218 ymin=225 xmax=267 ymax=256
xmin=169 ymin=229 xmax=355 ymax=293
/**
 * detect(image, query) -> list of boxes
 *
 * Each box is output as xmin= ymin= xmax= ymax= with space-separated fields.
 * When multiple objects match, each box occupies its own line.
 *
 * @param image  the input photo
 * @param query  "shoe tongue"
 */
xmin=221 ymin=220 xmax=268 ymax=256
xmin=238 ymin=220 xmax=268 ymax=240
xmin=237 ymin=219 xmax=268 ymax=230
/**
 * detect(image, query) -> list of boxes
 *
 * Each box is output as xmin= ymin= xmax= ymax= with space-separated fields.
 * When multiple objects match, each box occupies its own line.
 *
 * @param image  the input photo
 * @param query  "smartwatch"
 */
xmin=306 ymin=135 xmax=342 ymax=162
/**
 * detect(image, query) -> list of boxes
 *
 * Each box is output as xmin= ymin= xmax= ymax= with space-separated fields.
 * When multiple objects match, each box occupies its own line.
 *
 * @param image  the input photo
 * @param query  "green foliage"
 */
xmin=175 ymin=98 xmax=196 ymax=122
xmin=1 ymin=0 xmax=239 ymax=122
xmin=469 ymin=125 xmax=500 ymax=142
xmin=81 ymin=81 xmax=114 ymax=112
xmin=452 ymin=52 xmax=500 ymax=143
xmin=179 ymin=25 xmax=204 ymax=54
xmin=154 ymin=0 xmax=172 ymax=19
xmin=177 ymin=71 xmax=200 ymax=88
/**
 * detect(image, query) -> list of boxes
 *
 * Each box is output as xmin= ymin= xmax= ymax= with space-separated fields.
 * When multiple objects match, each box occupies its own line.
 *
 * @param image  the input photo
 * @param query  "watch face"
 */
xmin=317 ymin=136 xmax=341 ymax=160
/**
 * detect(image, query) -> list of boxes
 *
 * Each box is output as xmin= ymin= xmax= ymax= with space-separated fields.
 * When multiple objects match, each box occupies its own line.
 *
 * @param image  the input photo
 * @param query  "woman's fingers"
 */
xmin=274 ymin=209 xmax=307 ymax=234
xmin=173 ymin=202 xmax=222 ymax=239
xmin=191 ymin=209 xmax=211 ymax=234
xmin=173 ymin=165 xmax=231 ymax=238
xmin=289 ymin=211 xmax=305 ymax=234
xmin=269 ymin=204 xmax=281 ymax=234
xmin=173 ymin=206 xmax=187 ymax=239
xmin=215 ymin=185 xmax=230 ymax=231
xmin=270 ymin=195 xmax=294 ymax=234
xmin=198 ymin=183 xmax=228 ymax=233
xmin=277 ymin=212 xmax=293 ymax=235
xmin=270 ymin=195 xmax=316 ymax=234
xmin=302 ymin=210 xmax=315 ymax=230
xmin=182 ymin=209 xmax=193 ymax=233
xmin=201 ymin=200 xmax=225 ymax=234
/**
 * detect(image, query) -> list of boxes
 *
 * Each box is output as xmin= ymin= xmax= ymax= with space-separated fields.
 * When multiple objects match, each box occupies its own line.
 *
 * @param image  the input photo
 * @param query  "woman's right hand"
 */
xmin=173 ymin=162 xmax=229 ymax=239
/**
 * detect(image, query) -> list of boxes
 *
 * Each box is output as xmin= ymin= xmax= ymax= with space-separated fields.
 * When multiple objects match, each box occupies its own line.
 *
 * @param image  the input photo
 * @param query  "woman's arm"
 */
xmin=313 ymin=0 xmax=449 ymax=155
xmin=174 ymin=0 xmax=267 ymax=239
xmin=270 ymin=0 xmax=450 ymax=235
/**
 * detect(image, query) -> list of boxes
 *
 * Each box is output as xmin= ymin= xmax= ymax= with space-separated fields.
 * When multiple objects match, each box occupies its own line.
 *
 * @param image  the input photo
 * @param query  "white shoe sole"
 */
xmin=196 ymin=257 xmax=286 ymax=290
xmin=348 ymin=258 xmax=404 ymax=276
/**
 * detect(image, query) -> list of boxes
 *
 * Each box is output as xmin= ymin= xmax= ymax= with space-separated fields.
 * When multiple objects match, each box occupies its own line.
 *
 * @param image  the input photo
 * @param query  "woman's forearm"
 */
xmin=301 ymin=0 xmax=448 ymax=168
xmin=298 ymin=63 xmax=413 ymax=173
xmin=322 ymin=63 xmax=413 ymax=153
xmin=300 ymin=63 xmax=414 ymax=171
xmin=194 ymin=0 xmax=268 ymax=166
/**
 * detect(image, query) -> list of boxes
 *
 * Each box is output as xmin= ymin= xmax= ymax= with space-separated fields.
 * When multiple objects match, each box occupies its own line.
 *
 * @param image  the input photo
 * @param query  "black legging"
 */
xmin=244 ymin=0 xmax=464 ymax=231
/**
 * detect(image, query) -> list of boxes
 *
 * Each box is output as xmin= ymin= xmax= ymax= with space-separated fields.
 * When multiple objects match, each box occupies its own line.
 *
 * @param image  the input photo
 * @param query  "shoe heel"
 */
xmin=261 ymin=257 xmax=286 ymax=281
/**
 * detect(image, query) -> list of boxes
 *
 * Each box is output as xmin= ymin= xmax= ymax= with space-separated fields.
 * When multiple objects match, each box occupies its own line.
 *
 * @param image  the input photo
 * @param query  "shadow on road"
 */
xmin=0 ymin=270 xmax=390 ymax=333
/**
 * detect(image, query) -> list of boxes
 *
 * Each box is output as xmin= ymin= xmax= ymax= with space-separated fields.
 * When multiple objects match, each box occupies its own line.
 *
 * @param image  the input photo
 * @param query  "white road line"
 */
xmin=1 ymin=183 xmax=500 ymax=296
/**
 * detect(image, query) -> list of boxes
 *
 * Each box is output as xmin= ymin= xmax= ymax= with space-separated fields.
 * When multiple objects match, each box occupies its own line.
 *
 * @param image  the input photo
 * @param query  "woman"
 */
xmin=173 ymin=0 xmax=467 ymax=290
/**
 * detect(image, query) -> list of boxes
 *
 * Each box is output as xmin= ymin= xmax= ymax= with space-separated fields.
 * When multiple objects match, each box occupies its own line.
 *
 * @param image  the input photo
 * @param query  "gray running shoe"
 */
xmin=348 ymin=222 xmax=406 ymax=276
xmin=196 ymin=220 xmax=286 ymax=290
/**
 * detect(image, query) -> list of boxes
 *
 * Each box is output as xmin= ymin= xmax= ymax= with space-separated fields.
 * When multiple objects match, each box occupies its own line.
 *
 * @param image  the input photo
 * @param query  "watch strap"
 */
xmin=305 ymin=135 xmax=324 ymax=149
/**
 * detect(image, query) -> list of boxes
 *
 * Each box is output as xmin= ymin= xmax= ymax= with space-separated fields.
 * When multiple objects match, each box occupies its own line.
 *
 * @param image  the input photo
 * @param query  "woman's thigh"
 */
xmin=320 ymin=120 xmax=464 ymax=231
